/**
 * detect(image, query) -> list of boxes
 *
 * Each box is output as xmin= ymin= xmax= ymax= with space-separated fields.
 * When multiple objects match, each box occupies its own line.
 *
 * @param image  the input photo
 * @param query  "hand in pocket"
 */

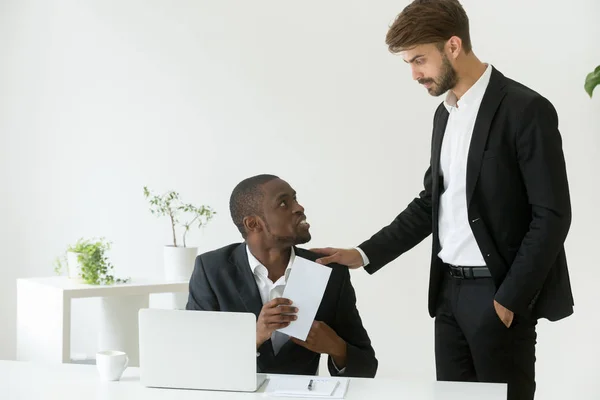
xmin=493 ymin=300 xmax=514 ymax=328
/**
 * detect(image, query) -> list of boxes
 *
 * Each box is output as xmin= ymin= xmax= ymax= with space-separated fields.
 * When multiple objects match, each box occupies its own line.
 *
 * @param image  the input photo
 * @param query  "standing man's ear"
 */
xmin=243 ymin=216 xmax=263 ymax=236
xmin=446 ymin=36 xmax=462 ymax=59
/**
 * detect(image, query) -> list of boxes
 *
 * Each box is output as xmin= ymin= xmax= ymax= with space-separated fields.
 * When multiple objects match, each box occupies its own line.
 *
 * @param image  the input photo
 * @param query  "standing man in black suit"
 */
xmin=186 ymin=174 xmax=377 ymax=378
xmin=312 ymin=1 xmax=573 ymax=399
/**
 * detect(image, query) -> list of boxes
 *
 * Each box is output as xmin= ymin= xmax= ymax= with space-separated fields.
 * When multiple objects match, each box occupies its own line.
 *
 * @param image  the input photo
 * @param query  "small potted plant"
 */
xmin=143 ymin=186 xmax=216 ymax=283
xmin=585 ymin=65 xmax=599 ymax=98
xmin=54 ymin=237 xmax=129 ymax=285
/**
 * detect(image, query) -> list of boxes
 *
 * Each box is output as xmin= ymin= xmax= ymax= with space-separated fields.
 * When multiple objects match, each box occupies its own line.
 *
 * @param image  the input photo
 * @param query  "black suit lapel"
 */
xmin=229 ymin=243 xmax=264 ymax=318
xmin=432 ymin=108 xmax=449 ymax=188
xmin=229 ymin=244 xmax=278 ymax=366
xmin=466 ymin=67 xmax=507 ymax=206
xmin=432 ymin=106 xmax=449 ymax=238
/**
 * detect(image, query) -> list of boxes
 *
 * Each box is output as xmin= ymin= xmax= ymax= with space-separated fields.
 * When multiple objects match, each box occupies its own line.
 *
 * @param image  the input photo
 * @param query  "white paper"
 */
xmin=276 ymin=256 xmax=332 ymax=341
xmin=263 ymin=376 xmax=349 ymax=399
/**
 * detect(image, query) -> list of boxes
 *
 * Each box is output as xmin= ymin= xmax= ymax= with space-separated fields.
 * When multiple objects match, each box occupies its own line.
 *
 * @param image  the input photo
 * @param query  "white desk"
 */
xmin=16 ymin=277 xmax=188 ymax=367
xmin=0 ymin=360 xmax=507 ymax=400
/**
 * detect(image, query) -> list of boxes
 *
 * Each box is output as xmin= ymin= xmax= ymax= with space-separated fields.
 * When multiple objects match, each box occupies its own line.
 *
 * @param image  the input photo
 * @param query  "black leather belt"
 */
xmin=446 ymin=264 xmax=492 ymax=279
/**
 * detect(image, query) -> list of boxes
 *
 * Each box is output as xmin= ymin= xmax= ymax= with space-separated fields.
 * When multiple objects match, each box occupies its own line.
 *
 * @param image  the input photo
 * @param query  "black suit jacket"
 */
xmin=186 ymin=243 xmax=378 ymax=378
xmin=360 ymin=67 xmax=574 ymax=322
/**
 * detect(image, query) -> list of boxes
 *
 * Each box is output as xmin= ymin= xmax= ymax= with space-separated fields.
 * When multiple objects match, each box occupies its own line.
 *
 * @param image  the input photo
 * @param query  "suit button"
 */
xmin=486 ymin=254 xmax=490 ymax=257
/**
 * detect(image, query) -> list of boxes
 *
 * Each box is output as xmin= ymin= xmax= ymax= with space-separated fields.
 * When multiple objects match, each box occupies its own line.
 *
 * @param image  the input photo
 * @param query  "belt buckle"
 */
xmin=450 ymin=265 xmax=464 ymax=278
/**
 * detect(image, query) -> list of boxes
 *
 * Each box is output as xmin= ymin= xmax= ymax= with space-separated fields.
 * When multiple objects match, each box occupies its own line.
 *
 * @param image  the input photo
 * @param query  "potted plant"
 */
xmin=143 ymin=186 xmax=216 ymax=283
xmin=585 ymin=65 xmax=599 ymax=97
xmin=54 ymin=238 xmax=129 ymax=285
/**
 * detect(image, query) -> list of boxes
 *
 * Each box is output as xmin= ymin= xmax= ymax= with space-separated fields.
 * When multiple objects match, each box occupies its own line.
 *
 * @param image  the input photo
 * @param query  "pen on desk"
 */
xmin=307 ymin=379 xmax=313 ymax=391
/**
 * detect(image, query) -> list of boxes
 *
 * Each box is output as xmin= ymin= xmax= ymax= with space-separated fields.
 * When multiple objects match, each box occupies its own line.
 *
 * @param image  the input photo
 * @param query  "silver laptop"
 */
xmin=138 ymin=308 xmax=266 ymax=392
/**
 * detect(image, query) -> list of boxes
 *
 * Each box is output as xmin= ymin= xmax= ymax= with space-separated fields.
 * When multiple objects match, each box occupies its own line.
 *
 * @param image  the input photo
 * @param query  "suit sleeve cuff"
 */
xmin=331 ymin=358 xmax=346 ymax=375
xmin=355 ymin=247 xmax=370 ymax=267
xmin=331 ymin=358 xmax=346 ymax=374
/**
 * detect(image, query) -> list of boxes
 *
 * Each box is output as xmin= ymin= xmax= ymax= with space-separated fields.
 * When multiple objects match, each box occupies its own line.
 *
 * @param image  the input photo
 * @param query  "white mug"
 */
xmin=96 ymin=350 xmax=128 ymax=381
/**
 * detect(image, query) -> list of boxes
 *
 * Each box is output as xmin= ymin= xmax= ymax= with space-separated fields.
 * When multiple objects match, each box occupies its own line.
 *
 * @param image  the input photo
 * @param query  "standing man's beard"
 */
xmin=418 ymin=54 xmax=458 ymax=97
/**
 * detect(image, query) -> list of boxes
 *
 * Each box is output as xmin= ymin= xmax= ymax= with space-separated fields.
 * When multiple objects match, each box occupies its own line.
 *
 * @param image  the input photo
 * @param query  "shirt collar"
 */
xmin=444 ymin=63 xmax=492 ymax=112
xmin=246 ymin=245 xmax=295 ymax=280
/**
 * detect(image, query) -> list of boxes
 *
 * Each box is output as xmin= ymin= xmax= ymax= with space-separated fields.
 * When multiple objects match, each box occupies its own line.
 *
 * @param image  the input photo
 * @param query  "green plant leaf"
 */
xmin=585 ymin=65 xmax=600 ymax=98
xmin=55 ymin=237 xmax=127 ymax=285
xmin=144 ymin=186 xmax=217 ymax=247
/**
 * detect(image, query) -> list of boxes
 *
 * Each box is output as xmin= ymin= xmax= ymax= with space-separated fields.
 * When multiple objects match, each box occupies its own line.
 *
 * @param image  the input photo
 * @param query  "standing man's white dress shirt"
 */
xmin=437 ymin=63 xmax=492 ymax=266
xmin=247 ymin=246 xmax=293 ymax=354
xmin=357 ymin=64 xmax=493 ymax=268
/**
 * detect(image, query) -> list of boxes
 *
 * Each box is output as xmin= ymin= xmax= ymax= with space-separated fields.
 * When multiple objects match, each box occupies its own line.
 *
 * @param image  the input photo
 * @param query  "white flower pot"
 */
xmin=163 ymin=246 xmax=198 ymax=281
xmin=67 ymin=251 xmax=84 ymax=281
xmin=163 ymin=246 xmax=198 ymax=310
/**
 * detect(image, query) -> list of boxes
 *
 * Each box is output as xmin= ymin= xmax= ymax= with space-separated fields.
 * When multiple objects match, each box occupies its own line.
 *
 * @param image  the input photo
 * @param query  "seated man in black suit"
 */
xmin=186 ymin=174 xmax=377 ymax=378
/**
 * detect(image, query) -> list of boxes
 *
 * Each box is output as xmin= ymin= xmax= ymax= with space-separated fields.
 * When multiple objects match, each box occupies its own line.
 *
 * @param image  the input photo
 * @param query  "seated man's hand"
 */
xmin=256 ymin=298 xmax=298 ymax=348
xmin=291 ymin=321 xmax=347 ymax=369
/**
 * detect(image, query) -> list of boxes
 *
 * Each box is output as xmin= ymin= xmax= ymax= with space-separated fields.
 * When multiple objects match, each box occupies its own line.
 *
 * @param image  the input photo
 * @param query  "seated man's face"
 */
xmin=259 ymin=178 xmax=311 ymax=246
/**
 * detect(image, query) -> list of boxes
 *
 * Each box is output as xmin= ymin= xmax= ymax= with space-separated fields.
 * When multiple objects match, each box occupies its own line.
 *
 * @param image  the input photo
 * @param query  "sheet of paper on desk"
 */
xmin=276 ymin=256 xmax=332 ymax=341
xmin=263 ymin=376 xmax=349 ymax=398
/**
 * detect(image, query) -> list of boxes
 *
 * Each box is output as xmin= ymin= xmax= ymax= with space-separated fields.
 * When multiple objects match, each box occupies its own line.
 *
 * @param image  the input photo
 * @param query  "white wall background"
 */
xmin=1 ymin=0 xmax=599 ymax=398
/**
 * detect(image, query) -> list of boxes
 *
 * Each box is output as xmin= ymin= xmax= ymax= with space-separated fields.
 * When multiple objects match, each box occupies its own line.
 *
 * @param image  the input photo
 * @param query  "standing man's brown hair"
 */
xmin=386 ymin=0 xmax=472 ymax=54
xmin=313 ymin=1 xmax=573 ymax=399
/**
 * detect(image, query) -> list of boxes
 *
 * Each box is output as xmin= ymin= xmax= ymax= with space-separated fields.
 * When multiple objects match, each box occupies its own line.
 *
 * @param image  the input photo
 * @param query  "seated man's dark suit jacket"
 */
xmin=186 ymin=243 xmax=378 ymax=378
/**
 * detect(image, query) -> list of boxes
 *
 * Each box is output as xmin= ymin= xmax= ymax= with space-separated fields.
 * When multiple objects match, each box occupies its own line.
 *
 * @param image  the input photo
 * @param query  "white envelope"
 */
xmin=276 ymin=256 xmax=332 ymax=340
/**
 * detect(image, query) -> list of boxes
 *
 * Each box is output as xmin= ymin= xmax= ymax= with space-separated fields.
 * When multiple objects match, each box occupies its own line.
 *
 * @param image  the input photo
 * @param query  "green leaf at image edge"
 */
xmin=584 ymin=65 xmax=600 ymax=98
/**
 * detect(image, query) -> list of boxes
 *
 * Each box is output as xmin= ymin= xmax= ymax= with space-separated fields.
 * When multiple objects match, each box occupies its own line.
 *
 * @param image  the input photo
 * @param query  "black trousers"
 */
xmin=435 ymin=272 xmax=537 ymax=400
